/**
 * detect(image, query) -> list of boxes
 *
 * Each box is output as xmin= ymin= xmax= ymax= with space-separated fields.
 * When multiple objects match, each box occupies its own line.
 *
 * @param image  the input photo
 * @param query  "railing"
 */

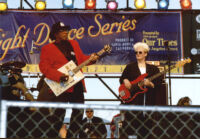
xmin=1 ymin=100 xmax=200 ymax=138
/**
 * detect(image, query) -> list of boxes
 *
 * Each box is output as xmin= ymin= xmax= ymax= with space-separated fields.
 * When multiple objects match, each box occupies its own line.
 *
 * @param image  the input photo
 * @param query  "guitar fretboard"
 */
xmin=149 ymin=65 xmax=176 ymax=81
xmin=73 ymin=49 xmax=106 ymax=73
xmin=140 ymin=65 xmax=176 ymax=86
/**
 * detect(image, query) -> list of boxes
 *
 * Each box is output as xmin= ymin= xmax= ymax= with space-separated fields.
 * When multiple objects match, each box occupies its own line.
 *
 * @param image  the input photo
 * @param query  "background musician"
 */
xmin=0 ymin=61 xmax=34 ymax=101
xmin=119 ymin=42 xmax=163 ymax=138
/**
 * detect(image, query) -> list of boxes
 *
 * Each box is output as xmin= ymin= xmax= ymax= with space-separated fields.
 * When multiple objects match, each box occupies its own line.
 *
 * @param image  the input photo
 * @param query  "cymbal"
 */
xmin=2 ymin=61 xmax=26 ymax=68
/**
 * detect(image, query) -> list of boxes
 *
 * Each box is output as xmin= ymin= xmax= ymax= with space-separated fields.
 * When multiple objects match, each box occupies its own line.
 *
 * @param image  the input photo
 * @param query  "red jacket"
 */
xmin=39 ymin=40 xmax=90 ymax=92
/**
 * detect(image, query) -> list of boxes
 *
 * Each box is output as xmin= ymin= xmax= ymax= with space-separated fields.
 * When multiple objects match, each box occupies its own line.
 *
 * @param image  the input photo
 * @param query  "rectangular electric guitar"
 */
xmin=118 ymin=58 xmax=191 ymax=103
xmin=44 ymin=45 xmax=111 ymax=96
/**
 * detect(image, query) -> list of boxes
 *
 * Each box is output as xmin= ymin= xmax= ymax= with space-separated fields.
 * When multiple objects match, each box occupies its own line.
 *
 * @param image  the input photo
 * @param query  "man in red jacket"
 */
xmin=37 ymin=22 xmax=99 ymax=138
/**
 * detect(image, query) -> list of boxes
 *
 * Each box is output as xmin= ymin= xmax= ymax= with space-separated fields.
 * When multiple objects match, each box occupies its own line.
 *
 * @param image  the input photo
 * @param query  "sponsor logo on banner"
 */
xmin=191 ymin=48 xmax=200 ymax=55
xmin=196 ymin=14 xmax=200 ymax=24
xmin=196 ymin=29 xmax=200 ymax=41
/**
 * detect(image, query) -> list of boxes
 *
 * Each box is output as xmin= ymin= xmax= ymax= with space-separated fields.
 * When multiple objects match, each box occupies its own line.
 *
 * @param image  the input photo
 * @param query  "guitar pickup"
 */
xmin=68 ymin=70 xmax=74 ymax=77
xmin=119 ymin=91 xmax=125 ymax=97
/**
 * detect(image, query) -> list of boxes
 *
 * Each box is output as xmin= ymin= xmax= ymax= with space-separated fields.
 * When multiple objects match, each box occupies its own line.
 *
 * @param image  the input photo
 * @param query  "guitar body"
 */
xmin=44 ymin=45 xmax=111 ymax=97
xmin=44 ymin=60 xmax=84 ymax=96
xmin=118 ymin=73 xmax=148 ymax=103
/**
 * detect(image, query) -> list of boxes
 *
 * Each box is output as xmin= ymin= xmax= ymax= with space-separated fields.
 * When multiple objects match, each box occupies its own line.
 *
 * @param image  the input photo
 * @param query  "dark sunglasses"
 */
xmin=58 ymin=29 xmax=69 ymax=32
xmin=86 ymin=111 xmax=93 ymax=113
xmin=135 ymin=51 xmax=143 ymax=55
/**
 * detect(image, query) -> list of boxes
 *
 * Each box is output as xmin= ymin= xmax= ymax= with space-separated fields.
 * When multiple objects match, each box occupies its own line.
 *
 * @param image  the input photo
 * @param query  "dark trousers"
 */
xmin=37 ymin=81 xmax=84 ymax=138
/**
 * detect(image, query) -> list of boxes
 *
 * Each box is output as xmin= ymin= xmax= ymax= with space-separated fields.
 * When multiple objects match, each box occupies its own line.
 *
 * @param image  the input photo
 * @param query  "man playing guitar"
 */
xmin=37 ymin=22 xmax=99 ymax=138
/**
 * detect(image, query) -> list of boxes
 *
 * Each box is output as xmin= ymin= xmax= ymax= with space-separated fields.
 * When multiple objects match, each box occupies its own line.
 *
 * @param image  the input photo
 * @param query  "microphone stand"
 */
xmin=165 ymin=41 xmax=172 ymax=105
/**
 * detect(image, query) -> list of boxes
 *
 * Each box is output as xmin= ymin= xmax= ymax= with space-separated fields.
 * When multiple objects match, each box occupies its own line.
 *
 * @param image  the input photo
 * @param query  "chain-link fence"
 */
xmin=1 ymin=100 xmax=200 ymax=138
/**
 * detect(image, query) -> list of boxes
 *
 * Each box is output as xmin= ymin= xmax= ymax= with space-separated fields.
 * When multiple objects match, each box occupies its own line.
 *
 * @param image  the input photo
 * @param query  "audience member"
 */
xmin=59 ymin=124 xmax=68 ymax=138
xmin=110 ymin=112 xmax=125 ymax=138
xmin=80 ymin=108 xmax=107 ymax=138
xmin=177 ymin=96 xmax=192 ymax=106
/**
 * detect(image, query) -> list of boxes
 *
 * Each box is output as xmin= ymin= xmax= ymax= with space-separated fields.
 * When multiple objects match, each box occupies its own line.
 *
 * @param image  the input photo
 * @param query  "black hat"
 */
xmin=49 ymin=22 xmax=70 ymax=40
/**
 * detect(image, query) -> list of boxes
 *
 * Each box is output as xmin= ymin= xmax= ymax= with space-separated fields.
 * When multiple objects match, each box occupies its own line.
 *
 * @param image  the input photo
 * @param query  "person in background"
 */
xmin=119 ymin=42 xmax=163 ymax=138
xmin=80 ymin=108 xmax=107 ymax=138
xmin=110 ymin=111 xmax=125 ymax=139
xmin=1 ymin=63 xmax=34 ymax=101
xmin=59 ymin=124 xmax=68 ymax=138
xmin=177 ymin=96 xmax=192 ymax=106
xmin=37 ymin=22 xmax=99 ymax=138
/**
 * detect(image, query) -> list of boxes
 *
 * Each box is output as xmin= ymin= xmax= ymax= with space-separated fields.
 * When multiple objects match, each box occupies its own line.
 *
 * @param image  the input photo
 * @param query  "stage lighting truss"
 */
xmin=134 ymin=0 xmax=146 ymax=10
xmin=0 ymin=0 xmax=7 ymax=11
xmin=63 ymin=0 xmax=74 ymax=9
xmin=157 ymin=0 xmax=169 ymax=10
xmin=180 ymin=0 xmax=192 ymax=10
xmin=35 ymin=0 xmax=46 ymax=10
xmin=85 ymin=0 xmax=96 ymax=9
xmin=106 ymin=0 xmax=118 ymax=10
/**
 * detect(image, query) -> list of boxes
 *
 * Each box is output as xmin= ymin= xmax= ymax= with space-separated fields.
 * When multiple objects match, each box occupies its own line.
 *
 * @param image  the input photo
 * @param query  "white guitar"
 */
xmin=44 ymin=45 xmax=111 ymax=96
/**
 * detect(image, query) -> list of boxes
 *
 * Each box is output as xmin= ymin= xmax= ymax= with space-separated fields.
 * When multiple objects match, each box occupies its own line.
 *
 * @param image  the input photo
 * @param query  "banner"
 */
xmin=0 ymin=11 xmax=182 ymax=73
xmin=185 ymin=11 xmax=200 ymax=74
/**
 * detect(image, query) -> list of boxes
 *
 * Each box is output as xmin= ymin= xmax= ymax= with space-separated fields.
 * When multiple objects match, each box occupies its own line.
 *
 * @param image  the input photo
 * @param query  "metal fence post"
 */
xmin=0 ymin=100 xmax=8 ymax=138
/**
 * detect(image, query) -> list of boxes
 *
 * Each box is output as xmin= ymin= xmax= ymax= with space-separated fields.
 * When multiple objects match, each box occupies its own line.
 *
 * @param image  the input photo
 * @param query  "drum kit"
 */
xmin=0 ymin=61 xmax=35 ymax=101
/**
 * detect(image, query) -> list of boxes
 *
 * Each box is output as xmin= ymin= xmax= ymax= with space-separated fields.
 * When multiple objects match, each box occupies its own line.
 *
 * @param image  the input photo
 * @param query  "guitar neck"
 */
xmin=73 ymin=48 xmax=106 ymax=73
xmin=148 ymin=65 xmax=176 ymax=82
xmin=138 ymin=58 xmax=190 ymax=86
xmin=148 ymin=70 xmax=165 ymax=82
xmin=73 ymin=59 xmax=91 ymax=73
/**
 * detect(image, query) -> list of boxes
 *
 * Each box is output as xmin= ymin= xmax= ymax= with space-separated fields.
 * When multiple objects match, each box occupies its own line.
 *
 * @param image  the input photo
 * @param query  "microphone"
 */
xmin=29 ymin=46 xmax=38 ymax=54
xmin=29 ymin=40 xmax=41 ymax=54
xmin=30 ymin=40 xmax=36 ymax=54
